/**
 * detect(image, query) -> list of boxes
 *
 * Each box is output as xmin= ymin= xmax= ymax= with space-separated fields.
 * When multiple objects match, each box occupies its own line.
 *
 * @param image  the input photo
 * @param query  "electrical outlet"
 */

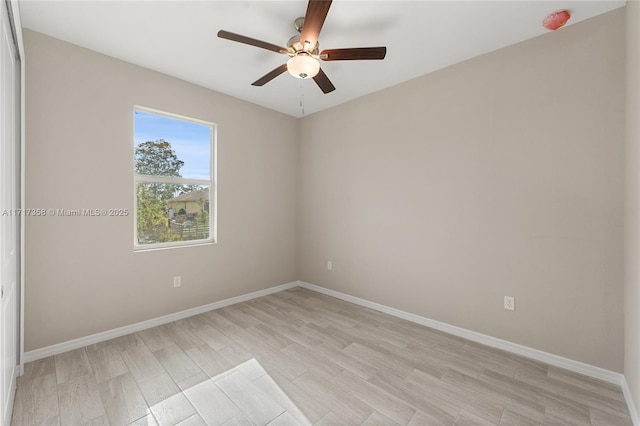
xmin=173 ymin=276 xmax=181 ymax=288
xmin=504 ymin=296 xmax=515 ymax=311
xmin=327 ymin=261 xmax=332 ymax=271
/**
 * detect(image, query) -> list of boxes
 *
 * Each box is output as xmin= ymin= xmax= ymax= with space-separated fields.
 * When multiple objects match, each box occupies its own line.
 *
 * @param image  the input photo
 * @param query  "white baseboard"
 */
xmin=23 ymin=281 xmax=298 ymax=363
xmin=298 ymin=281 xmax=625 ymax=386
xmin=622 ymin=377 xmax=640 ymax=426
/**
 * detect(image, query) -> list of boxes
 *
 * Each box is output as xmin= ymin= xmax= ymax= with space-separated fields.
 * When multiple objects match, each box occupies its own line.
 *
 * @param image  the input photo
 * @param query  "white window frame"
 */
xmin=133 ymin=106 xmax=217 ymax=251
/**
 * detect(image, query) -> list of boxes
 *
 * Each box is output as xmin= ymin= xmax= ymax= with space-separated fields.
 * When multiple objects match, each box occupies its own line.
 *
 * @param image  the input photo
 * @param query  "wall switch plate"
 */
xmin=327 ymin=261 xmax=332 ymax=271
xmin=504 ymin=296 xmax=515 ymax=311
xmin=173 ymin=276 xmax=181 ymax=288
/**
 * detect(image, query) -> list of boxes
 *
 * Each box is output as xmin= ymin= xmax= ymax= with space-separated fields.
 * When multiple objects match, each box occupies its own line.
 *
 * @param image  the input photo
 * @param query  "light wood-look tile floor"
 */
xmin=11 ymin=287 xmax=633 ymax=426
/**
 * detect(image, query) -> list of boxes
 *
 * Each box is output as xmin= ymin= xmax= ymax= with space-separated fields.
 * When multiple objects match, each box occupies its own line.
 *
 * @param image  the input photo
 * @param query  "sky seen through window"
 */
xmin=134 ymin=110 xmax=211 ymax=180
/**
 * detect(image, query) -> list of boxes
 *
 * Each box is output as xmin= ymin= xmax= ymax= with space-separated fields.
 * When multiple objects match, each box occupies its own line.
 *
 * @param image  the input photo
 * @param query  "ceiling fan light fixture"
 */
xmin=287 ymin=54 xmax=320 ymax=79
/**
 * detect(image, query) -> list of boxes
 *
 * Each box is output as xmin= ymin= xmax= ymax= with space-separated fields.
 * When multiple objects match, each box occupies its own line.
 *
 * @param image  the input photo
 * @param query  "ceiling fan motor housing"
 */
xmin=287 ymin=35 xmax=319 ymax=55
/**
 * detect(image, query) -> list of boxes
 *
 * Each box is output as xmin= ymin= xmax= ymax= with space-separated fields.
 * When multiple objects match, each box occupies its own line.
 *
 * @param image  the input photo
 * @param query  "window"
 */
xmin=134 ymin=107 xmax=216 ymax=249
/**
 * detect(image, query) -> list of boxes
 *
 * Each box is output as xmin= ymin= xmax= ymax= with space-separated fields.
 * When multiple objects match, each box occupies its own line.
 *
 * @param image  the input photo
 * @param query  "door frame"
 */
xmin=8 ymin=0 xmax=25 ymax=380
xmin=1 ymin=1 xmax=25 ymax=420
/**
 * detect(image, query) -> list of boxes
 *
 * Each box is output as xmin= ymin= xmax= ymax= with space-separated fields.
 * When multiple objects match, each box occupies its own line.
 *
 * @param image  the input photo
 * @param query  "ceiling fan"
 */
xmin=217 ymin=0 xmax=387 ymax=94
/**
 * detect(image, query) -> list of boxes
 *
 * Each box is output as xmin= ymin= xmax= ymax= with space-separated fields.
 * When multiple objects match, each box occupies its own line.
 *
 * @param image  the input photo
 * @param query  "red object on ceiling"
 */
xmin=543 ymin=10 xmax=571 ymax=31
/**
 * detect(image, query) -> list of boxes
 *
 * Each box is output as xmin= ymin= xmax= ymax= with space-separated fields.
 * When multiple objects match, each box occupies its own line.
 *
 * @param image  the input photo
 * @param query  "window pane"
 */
xmin=134 ymin=110 xmax=211 ymax=179
xmin=136 ymin=183 xmax=211 ymax=245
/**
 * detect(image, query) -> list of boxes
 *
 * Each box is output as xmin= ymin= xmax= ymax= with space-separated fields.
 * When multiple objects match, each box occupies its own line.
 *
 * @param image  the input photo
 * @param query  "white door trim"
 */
xmin=8 ymin=0 xmax=26 ymax=378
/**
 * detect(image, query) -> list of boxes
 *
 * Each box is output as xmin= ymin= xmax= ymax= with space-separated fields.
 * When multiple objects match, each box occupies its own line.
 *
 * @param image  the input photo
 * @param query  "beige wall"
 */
xmin=298 ymin=10 xmax=625 ymax=371
xmin=625 ymin=0 xmax=640 ymax=414
xmin=23 ymin=30 xmax=299 ymax=351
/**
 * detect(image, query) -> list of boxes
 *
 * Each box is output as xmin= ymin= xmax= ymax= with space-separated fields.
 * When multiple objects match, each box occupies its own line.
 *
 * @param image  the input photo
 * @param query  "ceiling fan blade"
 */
xmin=300 ymin=0 xmax=332 ymax=51
xmin=218 ymin=30 xmax=286 ymax=54
xmin=313 ymin=68 xmax=336 ymax=94
xmin=252 ymin=64 xmax=288 ymax=86
xmin=320 ymin=47 xmax=387 ymax=61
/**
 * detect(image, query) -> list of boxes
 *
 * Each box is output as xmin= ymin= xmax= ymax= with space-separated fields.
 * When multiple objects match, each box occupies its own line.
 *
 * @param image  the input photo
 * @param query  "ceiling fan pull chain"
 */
xmin=300 ymin=80 xmax=305 ymax=116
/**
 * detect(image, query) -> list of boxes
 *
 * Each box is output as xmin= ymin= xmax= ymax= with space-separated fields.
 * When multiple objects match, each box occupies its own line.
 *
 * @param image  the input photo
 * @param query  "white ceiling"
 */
xmin=19 ymin=0 xmax=625 ymax=118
